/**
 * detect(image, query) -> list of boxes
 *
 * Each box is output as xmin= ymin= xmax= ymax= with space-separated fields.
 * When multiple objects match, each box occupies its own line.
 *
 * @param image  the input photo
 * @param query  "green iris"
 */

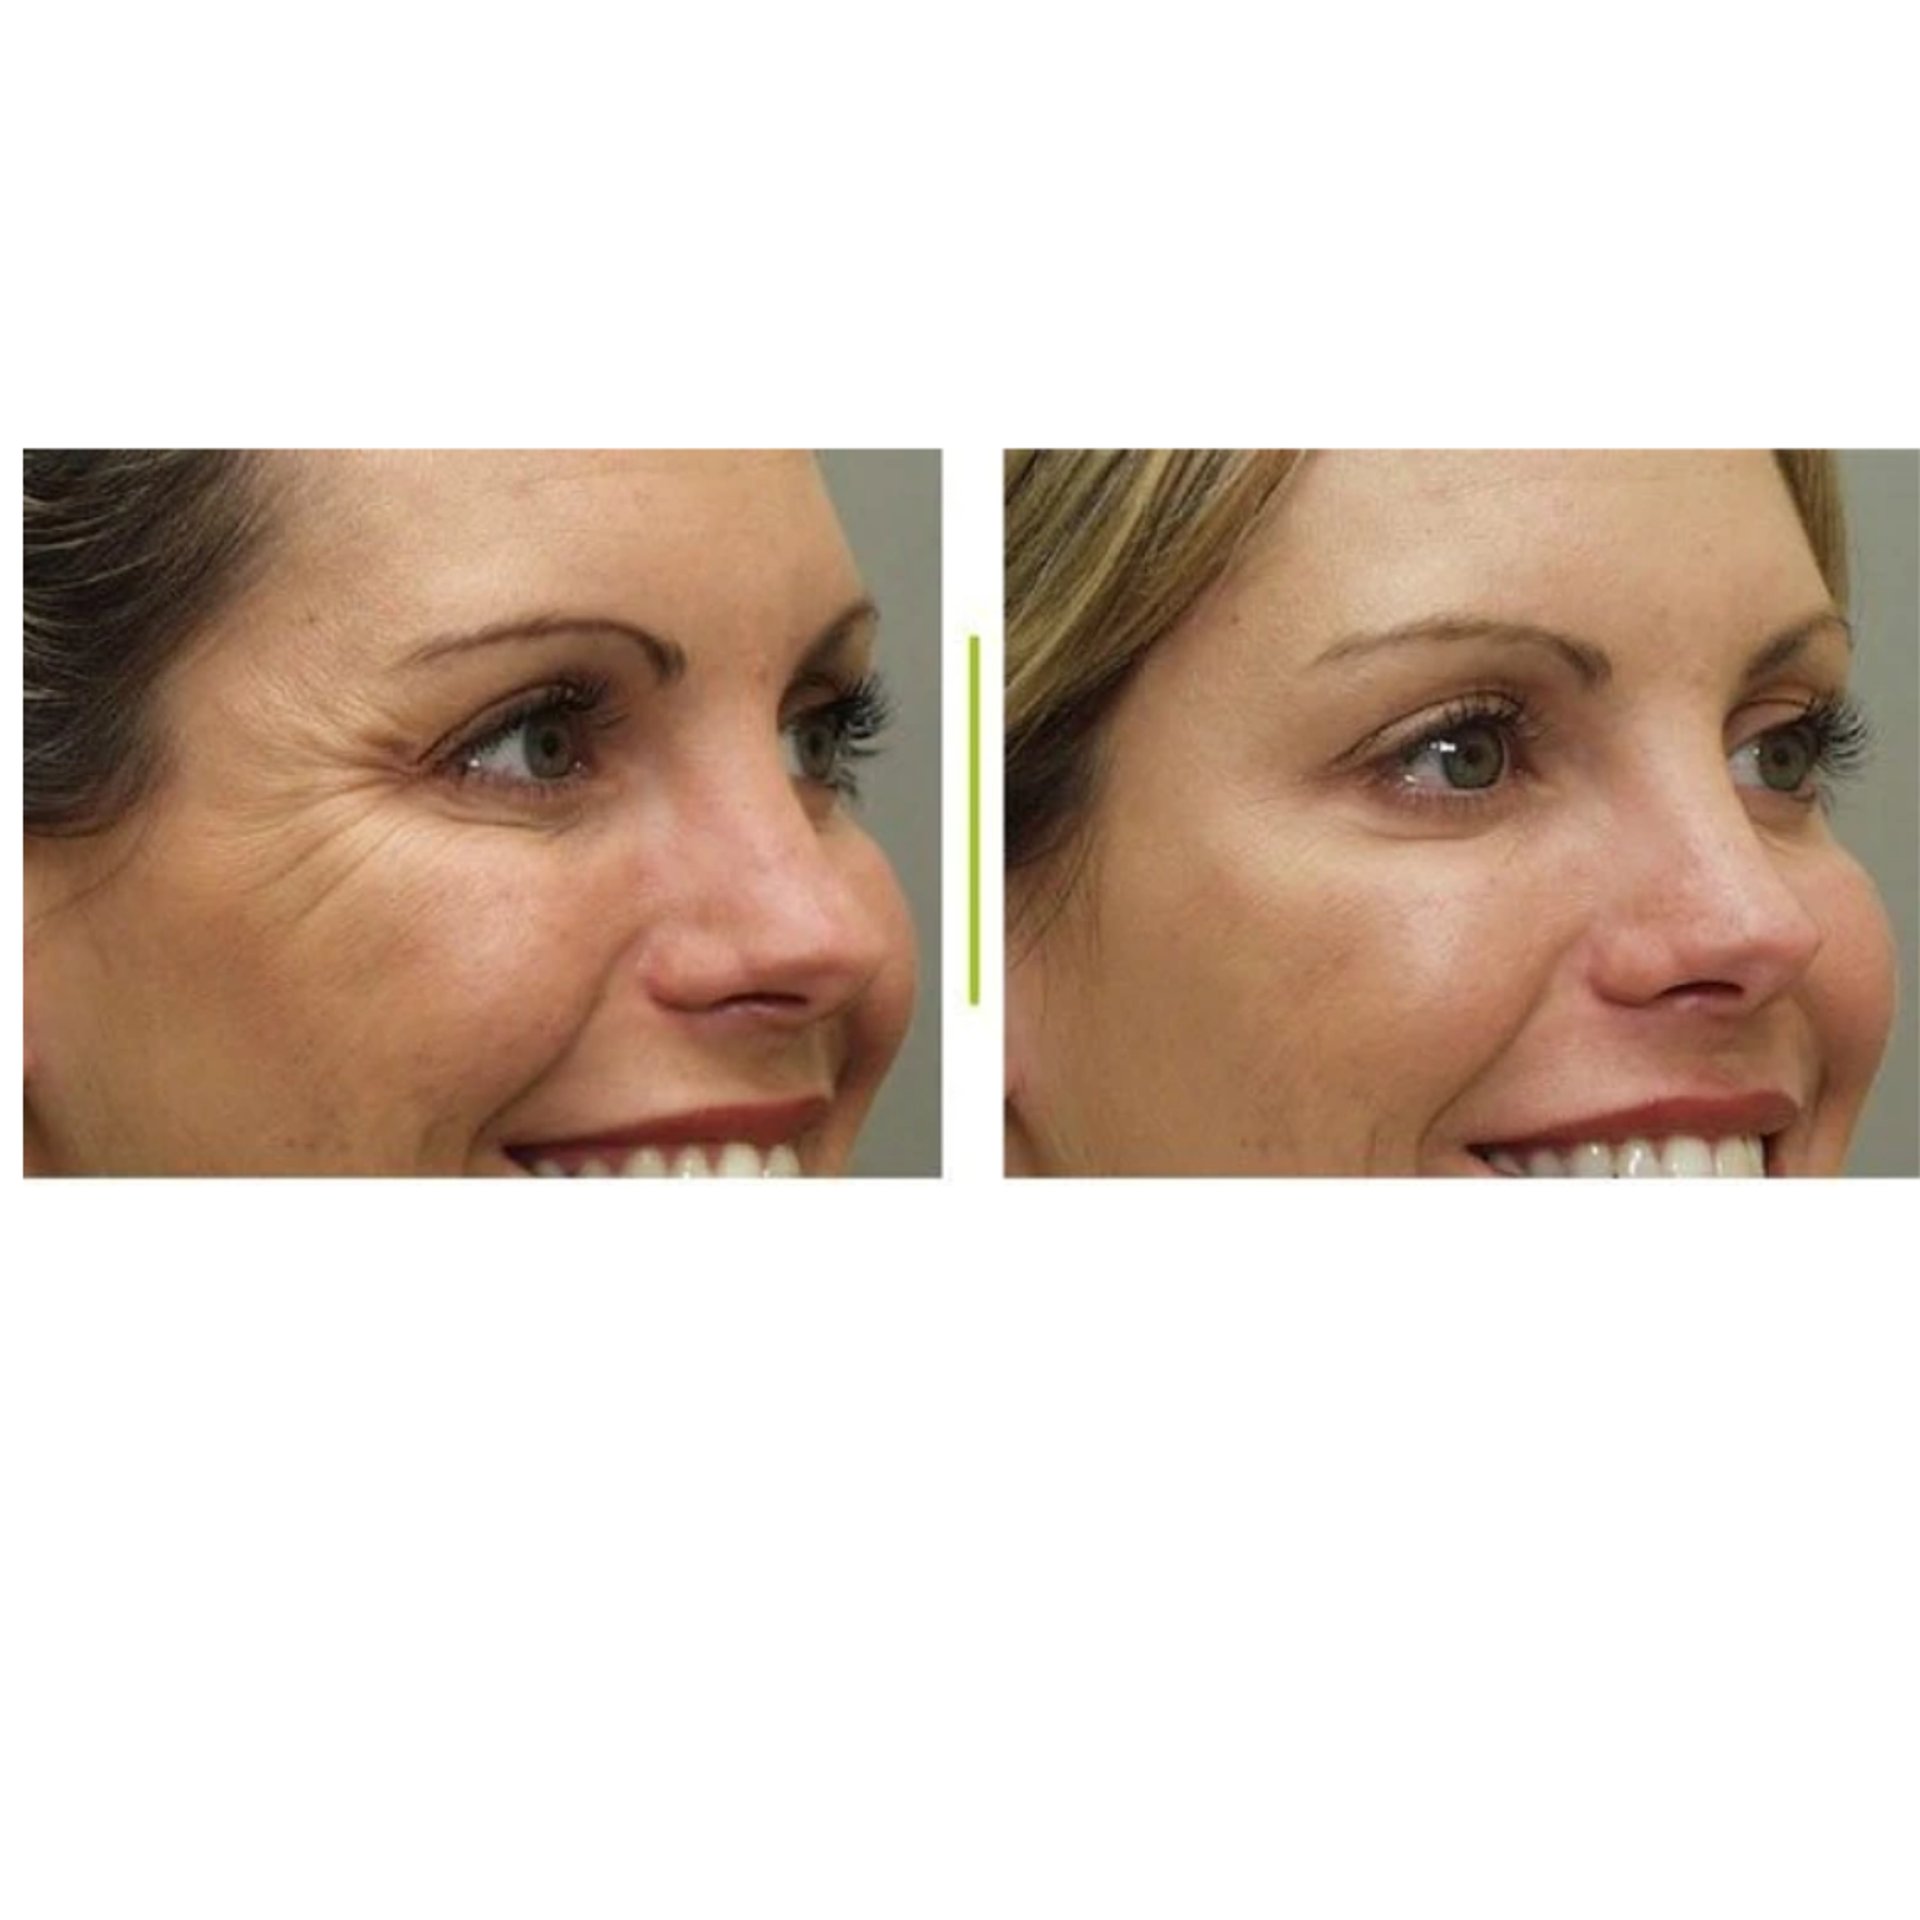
xmin=1433 ymin=721 xmax=1507 ymax=791
xmin=1754 ymin=724 xmax=1816 ymax=794
xmin=523 ymin=714 xmax=578 ymax=781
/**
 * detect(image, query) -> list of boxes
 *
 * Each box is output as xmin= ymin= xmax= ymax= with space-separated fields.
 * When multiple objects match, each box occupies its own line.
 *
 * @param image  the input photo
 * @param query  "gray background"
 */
xmin=818 ymin=452 xmax=942 ymax=1176
xmin=1836 ymin=451 xmax=1918 ymax=1176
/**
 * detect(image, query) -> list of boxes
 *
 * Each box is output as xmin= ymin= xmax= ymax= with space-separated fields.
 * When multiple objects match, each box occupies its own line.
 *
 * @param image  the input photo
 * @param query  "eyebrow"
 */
xmin=792 ymin=597 xmax=882 ymax=678
xmin=400 ymin=596 xmax=880 ymax=685
xmin=1311 ymin=608 xmax=1851 ymax=692
xmin=1738 ymin=609 xmax=1852 ymax=686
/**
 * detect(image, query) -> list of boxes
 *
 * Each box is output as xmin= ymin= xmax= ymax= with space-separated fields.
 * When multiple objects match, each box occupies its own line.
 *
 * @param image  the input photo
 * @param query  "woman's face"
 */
xmin=26 ymin=451 xmax=916 ymax=1175
xmin=1009 ymin=451 xmax=1896 ymax=1176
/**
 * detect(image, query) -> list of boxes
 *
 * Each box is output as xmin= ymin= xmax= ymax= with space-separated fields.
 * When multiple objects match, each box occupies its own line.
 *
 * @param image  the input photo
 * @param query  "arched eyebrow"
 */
xmin=1738 ymin=610 xmax=1852 ymax=686
xmin=793 ymin=597 xmax=881 ymax=678
xmin=1310 ymin=608 xmax=1852 ymax=691
xmin=402 ymin=614 xmax=688 ymax=685
xmin=1311 ymin=616 xmax=1613 ymax=687
xmin=398 ymin=597 xmax=881 ymax=685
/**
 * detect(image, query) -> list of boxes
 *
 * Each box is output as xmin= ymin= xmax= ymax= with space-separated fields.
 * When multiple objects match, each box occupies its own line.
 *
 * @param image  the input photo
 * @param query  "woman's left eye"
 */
xmin=785 ymin=711 xmax=851 ymax=786
xmin=1728 ymin=693 xmax=1870 ymax=806
xmin=1729 ymin=721 xmax=1820 ymax=796
xmin=781 ymin=674 xmax=892 ymax=797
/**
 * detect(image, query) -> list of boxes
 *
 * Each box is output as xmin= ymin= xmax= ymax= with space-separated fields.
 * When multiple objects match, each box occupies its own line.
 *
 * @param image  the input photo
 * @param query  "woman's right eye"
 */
xmin=459 ymin=706 xmax=589 ymax=784
xmin=1395 ymin=716 xmax=1512 ymax=795
xmin=439 ymin=677 xmax=612 ymax=795
xmin=1343 ymin=692 xmax=1540 ymax=817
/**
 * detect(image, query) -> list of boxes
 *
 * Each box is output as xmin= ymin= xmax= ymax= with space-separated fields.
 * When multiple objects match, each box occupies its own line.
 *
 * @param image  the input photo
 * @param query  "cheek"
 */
xmin=221 ymin=832 xmax=621 ymax=1155
xmin=1200 ymin=823 xmax=1565 ymax=1096
xmin=843 ymin=837 xmax=919 ymax=1080
xmin=1800 ymin=852 xmax=1898 ymax=1091
xmin=354 ymin=851 xmax=624 ymax=1097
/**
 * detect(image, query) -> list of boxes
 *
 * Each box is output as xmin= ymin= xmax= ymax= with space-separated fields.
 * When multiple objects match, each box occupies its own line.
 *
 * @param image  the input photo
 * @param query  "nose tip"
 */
xmin=1586 ymin=801 xmax=1825 ymax=1012
xmin=637 ymin=785 xmax=892 ymax=1027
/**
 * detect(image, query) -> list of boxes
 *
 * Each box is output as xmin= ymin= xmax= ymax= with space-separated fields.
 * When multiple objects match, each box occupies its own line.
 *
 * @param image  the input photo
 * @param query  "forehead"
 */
xmin=1224 ymin=449 xmax=1830 ymax=655
xmin=263 ymin=449 xmax=858 ymax=649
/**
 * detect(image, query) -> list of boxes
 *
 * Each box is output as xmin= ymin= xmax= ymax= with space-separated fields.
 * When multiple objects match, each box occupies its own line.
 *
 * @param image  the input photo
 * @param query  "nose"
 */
xmin=634 ymin=768 xmax=893 ymax=1028
xmin=1583 ymin=770 xmax=1825 ymax=1013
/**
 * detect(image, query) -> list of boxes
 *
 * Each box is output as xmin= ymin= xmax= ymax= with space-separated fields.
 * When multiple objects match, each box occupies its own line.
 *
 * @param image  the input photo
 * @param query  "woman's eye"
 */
xmin=784 ymin=711 xmax=848 ymax=787
xmin=456 ymin=703 xmax=591 ymax=786
xmin=1396 ymin=717 xmax=1511 ymax=794
xmin=1730 ymin=721 xmax=1819 ymax=797
xmin=780 ymin=675 xmax=891 ymax=798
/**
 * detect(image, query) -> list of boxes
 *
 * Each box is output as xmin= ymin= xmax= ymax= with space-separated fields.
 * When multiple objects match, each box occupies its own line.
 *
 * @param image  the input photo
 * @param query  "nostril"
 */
xmin=715 ymin=991 xmax=812 ymax=1014
xmin=1658 ymin=978 xmax=1747 ymax=1005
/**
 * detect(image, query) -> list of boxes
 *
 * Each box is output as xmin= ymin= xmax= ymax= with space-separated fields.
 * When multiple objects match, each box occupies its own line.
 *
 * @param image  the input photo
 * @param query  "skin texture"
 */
xmin=1007 ymin=451 xmax=1896 ymax=1175
xmin=25 ymin=451 xmax=916 ymax=1175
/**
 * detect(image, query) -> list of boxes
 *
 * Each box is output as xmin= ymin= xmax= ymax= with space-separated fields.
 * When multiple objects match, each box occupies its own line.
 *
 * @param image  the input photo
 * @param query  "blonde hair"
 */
xmin=1005 ymin=450 xmax=1304 ymax=883
xmin=1006 ymin=449 xmax=1847 ymax=902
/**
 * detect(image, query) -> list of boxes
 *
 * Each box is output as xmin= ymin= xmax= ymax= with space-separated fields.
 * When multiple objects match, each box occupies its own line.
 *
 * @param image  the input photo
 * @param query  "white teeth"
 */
xmin=1616 ymin=1137 xmax=1663 ymax=1178
xmin=1662 ymin=1136 xmax=1716 ymax=1178
xmin=528 ymin=1140 xmax=810 ymax=1177
xmin=1483 ymin=1133 xmax=1766 ymax=1178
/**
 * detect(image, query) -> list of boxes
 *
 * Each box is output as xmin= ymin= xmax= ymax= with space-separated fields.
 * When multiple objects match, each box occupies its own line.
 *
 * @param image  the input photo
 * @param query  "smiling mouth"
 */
xmin=1472 ymin=1133 xmax=1770 ymax=1177
xmin=1466 ymin=1092 xmax=1800 ymax=1178
xmin=507 ymin=1099 xmax=827 ymax=1178
xmin=523 ymin=1140 xmax=807 ymax=1178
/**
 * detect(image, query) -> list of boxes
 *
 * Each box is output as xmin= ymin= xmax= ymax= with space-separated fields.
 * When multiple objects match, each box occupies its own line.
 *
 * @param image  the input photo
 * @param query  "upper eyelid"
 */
xmin=1330 ymin=691 xmax=1531 ymax=771
xmin=1344 ymin=675 xmax=1854 ymax=761
xmin=428 ymin=677 xmax=612 ymax=770
xmin=783 ymin=657 xmax=877 ymax=712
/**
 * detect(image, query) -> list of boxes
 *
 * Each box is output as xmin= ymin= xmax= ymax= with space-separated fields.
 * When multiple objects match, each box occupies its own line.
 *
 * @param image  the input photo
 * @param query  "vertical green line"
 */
xmin=968 ymin=632 xmax=981 ymax=1005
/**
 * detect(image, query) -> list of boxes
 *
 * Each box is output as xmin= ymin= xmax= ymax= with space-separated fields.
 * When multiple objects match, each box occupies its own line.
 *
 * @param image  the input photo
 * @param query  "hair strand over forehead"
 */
xmin=1005 ymin=449 xmax=1304 ymax=893
xmin=24 ymin=449 xmax=275 ymax=836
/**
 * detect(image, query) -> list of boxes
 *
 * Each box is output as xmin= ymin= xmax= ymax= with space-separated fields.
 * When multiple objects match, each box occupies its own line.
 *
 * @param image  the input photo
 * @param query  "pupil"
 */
xmin=528 ymin=718 xmax=573 ymax=779
xmin=1441 ymin=724 xmax=1504 ymax=791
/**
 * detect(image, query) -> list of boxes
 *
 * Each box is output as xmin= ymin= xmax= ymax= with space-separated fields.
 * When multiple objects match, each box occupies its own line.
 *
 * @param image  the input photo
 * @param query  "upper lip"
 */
xmin=508 ymin=1097 xmax=832 ymax=1160
xmin=1472 ymin=1090 xmax=1803 ymax=1152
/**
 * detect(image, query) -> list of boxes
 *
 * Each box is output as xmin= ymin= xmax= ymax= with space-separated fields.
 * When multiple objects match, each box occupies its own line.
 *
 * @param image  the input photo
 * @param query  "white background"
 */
xmin=7 ymin=3 xmax=1918 ymax=1914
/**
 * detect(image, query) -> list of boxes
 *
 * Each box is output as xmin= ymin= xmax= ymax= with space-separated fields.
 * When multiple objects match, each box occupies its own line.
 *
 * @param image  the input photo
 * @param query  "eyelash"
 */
xmin=784 ymin=672 xmax=893 ymax=799
xmin=1759 ymin=690 xmax=1872 ymax=803
xmin=1358 ymin=688 xmax=1871 ymax=813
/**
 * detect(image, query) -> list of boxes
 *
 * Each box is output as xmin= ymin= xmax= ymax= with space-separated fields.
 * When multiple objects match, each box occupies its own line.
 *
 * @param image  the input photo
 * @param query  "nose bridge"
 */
xmin=643 ymin=752 xmax=885 ymax=1015
xmin=1586 ymin=746 xmax=1824 ymax=1009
